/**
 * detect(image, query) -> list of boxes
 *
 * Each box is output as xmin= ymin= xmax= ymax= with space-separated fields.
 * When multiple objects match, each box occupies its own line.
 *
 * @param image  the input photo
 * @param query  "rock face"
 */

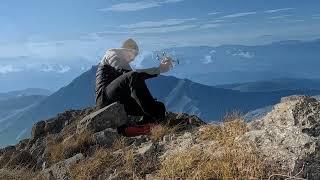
xmin=93 ymin=128 xmax=121 ymax=148
xmin=241 ymin=95 xmax=320 ymax=179
xmin=77 ymin=102 xmax=128 ymax=134
xmin=31 ymin=109 xmax=94 ymax=140
xmin=2 ymin=95 xmax=320 ymax=179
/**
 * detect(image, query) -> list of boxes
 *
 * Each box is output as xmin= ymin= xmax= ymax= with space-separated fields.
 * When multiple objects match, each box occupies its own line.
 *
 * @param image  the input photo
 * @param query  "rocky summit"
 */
xmin=1 ymin=95 xmax=320 ymax=179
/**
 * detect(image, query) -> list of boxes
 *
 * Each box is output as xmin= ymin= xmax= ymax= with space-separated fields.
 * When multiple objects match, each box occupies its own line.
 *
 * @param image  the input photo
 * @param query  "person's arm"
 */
xmin=132 ymin=57 xmax=172 ymax=76
xmin=134 ymin=67 xmax=160 ymax=75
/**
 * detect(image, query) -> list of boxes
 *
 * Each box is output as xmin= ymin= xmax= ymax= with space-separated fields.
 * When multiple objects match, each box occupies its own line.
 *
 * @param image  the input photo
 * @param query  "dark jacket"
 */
xmin=95 ymin=49 xmax=160 ymax=109
xmin=95 ymin=63 xmax=129 ymax=108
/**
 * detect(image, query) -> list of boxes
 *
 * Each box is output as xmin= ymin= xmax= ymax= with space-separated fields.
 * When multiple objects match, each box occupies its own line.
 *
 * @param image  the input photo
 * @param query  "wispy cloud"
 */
xmin=40 ymin=64 xmax=71 ymax=73
xmin=209 ymin=19 xmax=225 ymax=23
xmin=119 ymin=18 xmax=196 ymax=28
xmin=222 ymin=12 xmax=256 ymax=18
xmin=131 ymin=24 xmax=196 ymax=33
xmin=98 ymin=0 xmax=184 ymax=12
xmin=93 ymin=24 xmax=196 ymax=36
xmin=199 ymin=23 xmax=222 ymax=29
xmin=232 ymin=51 xmax=255 ymax=59
xmin=312 ymin=14 xmax=320 ymax=19
xmin=208 ymin=12 xmax=222 ymax=15
xmin=269 ymin=15 xmax=292 ymax=19
xmin=265 ymin=8 xmax=294 ymax=13
xmin=0 ymin=65 xmax=21 ymax=74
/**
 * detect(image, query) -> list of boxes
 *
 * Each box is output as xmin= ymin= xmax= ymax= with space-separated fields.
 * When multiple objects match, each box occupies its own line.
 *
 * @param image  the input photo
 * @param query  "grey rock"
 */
xmin=77 ymin=102 xmax=128 ymax=134
xmin=240 ymin=95 xmax=320 ymax=179
xmin=31 ymin=121 xmax=46 ymax=140
xmin=42 ymin=153 xmax=84 ymax=180
xmin=93 ymin=128 xmax=121 ymax=148
xmin=15 ymin=139 xmax=30 ymax=151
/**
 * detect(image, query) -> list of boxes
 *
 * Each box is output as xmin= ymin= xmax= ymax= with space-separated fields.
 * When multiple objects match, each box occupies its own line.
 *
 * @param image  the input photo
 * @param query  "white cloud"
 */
xmin=40 ymin=64 xmax=71 ymax=73
xmin=98 ymin=0 xmax=184 ymax=12
xmin=209 ymin=19 xmax=225 ymax=23
xmin=95 ymin=23 xmax=196 ymax=35
xmin=57 ymin=65 xmax=71 ymax=73
xmin=0 ymin=65 xmax=21 ymax=74
xmin=287 ymin=19 xmax=305 ymax=22
xmin=312 ymin=14 xmax=320 ymax=19
xmin=232 ymin=51 xmax=255 ymax=59
xmin=199 ymin=23 xmax=221 ymax=29
xmin=208 ymin=12 xmax=222 ymax=15
xmin=269 ymin=15 xmax=292 ymax=19
xmin=222 ymin=12 xmax=257 ymax=18
xmin=120 ymin=18 xmax=196 ymax=28
xmin=265 ymin=8 xmax=294 ymax=13
xmin=132 ymin=24 xmax=196 ymax=33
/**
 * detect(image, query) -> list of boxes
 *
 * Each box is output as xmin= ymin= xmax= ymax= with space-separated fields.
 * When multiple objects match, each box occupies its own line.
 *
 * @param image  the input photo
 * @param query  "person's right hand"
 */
xmin=159 ymin=57 xmax=173 ymax=73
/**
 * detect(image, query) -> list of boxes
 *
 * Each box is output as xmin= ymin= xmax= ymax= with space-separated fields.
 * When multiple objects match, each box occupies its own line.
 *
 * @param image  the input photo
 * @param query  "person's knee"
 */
xmin=127 ymin=71 xmax=145 ymax=87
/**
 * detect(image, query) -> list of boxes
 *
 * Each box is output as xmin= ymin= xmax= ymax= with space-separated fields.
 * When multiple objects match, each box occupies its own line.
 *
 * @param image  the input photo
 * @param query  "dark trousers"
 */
xmin=97 ymin=71 xmax=166 ymax=122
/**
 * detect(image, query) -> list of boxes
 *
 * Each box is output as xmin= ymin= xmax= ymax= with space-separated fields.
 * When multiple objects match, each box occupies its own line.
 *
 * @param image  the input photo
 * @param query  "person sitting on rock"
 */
xmin=95 ymin=38 xmax=172 ymax=135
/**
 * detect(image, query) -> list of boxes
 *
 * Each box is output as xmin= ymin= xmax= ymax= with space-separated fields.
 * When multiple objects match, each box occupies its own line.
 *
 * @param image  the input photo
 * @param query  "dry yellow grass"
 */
xmin=69 ymin=146 xmax=136 ymax=179
xmin=150 ymin=124 xmax=170 ymax=141
xmin=47 ymin=131 xmax=96 ymax=163
xmin=0 ymin=168 xmax=43 ymax=180
xmin=69 ymin=148 xmax=114 ymax=180
xmin=157 ymin=115 xmax=279 ymax=179
xmin=111 ymin=137 xmax=127 ymax=150
xmin=199 ymin=115 xmax=248 ymax=146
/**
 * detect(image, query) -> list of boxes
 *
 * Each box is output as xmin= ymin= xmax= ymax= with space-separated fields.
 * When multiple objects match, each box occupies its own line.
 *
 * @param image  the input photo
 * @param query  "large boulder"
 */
xmin=77 ymin=102 xmax=128 ymax=134
xmin=240 ymin=95 xmax=320 ymax=179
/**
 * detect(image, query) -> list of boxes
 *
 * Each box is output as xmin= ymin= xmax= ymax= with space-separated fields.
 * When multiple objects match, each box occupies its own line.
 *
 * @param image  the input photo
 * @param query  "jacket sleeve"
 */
xmin=134 ymin=67 xmax=160 ymax=75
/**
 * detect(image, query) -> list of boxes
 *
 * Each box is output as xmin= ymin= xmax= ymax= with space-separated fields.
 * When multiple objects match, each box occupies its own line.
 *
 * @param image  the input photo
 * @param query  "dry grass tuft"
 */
xmin=157 ymin=114 xmax=280 ymax=179
xmin=47 ymin=131 xmax=96 ymax=163
xmin=199 ymin=119 xmax=248 ymax=146
xmin=70 ymin=146 xmax=137 ymax=179
xmin=150 ymin=124 xmax=170 ymax=141
xmin=111 ymin=137 xmax=127 ymax=150
xmin=69 ymin=148 xmax=114 ymax=180
xmin=124 ymin=149 xmax=135 ymax=172
xmin=0 ymin=167 xmax=43 ymax=180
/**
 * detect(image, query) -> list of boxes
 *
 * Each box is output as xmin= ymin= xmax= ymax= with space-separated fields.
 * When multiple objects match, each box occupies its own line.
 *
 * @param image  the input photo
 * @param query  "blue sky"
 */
xmin=0 ymin=0 xmax=320 ymax=89
xmin=1 ymin=0 xmax=320 ymax=59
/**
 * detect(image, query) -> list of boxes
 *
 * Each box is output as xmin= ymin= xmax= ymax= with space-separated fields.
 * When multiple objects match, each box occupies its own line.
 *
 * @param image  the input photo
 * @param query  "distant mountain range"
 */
xmin=2 ymin=66 xmax=320 ymax=147
xmin=140 ymin=39 xmax=320 ymax=86
xmin=1 ymin=39 xmax=320 ymax=92
xmin=0 ymin=94 xmax=48 ymax=147
xmin=0 ymin=88 xmax=51 ymax=101
xmin=216 ymin=78 xmax=320 ymax=92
